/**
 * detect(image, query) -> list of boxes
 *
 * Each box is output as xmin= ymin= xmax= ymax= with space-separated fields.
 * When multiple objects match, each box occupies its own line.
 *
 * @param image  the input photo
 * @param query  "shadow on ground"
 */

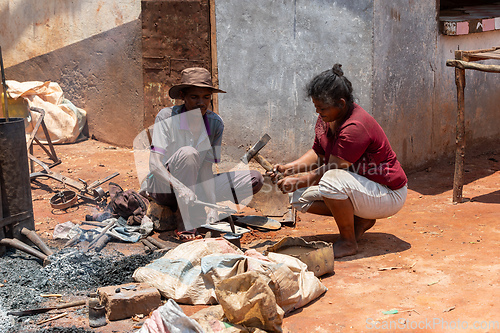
xmin=471 ymin=189 xmax=500 ymax=204
xmin=300 ymin=233 xmax=411 ymax=262
xmin=407 ymin=152 xmax=499 ymax=196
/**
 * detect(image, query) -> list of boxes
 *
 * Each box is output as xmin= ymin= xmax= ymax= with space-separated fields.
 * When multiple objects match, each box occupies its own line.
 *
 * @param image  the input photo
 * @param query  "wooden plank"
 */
xmin=0 ymin=211 xmax=33 ymax=229
xmin=463 ymin=46 xmax=500 ymax=55
xmin=446 ymin=59 xmax=500 ymax=73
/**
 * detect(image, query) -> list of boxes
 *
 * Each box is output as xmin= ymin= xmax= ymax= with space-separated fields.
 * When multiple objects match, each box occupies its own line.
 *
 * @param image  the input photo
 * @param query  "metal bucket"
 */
xmin=0 ymin=118 xmax=34 ymax=245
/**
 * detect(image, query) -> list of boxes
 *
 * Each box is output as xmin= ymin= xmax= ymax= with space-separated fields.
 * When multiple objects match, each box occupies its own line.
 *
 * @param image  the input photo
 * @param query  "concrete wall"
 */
xmin=2 ymin=0 xmax=498 ymax=168
xmin=1 ymin=0 xmax=143 ymax=147
xmin=215 ymin=0 xmax=500 ymax=170
xmin=373 ymin=0 xmax=500 ymax=170
xmin=372 ymin=0 xmax=439 ymax=169
xmin=436 ymin=32 xmax=500 ymax=159
xmin=214 ymin=0 xmax=374 ymax=162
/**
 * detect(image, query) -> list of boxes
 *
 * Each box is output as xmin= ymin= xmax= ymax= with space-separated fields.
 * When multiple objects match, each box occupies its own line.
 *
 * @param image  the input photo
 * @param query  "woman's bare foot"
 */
xmin=175 ymin=229 xmax=202 ymax=242
xmin=334 ymin=238 xmax=358 ymax=258
xmin=354 ymin=217 xmax=376 ymax=241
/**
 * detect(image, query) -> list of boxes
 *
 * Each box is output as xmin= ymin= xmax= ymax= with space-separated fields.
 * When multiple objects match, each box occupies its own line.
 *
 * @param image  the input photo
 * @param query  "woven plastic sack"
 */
xmin=215 ymin=271 xmax=284 ymax=333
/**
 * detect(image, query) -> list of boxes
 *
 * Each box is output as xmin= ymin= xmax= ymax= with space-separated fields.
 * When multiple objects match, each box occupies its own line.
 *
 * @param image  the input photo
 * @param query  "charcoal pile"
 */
xmin=0 ymin=247 xmax=161 ymax=332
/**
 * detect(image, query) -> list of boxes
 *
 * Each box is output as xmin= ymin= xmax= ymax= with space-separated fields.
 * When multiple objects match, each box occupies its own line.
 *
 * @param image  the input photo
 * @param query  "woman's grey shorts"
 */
xmin=291 ymin=169 xmax=407 ymax=219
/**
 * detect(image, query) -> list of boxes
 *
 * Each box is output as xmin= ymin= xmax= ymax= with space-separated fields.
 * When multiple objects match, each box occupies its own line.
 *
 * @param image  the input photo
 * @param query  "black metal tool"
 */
xmin=0 ymin=46 xmax=9 ymax=122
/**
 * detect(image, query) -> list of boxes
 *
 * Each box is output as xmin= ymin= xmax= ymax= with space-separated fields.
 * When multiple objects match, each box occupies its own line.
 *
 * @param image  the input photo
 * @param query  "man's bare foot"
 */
xmin=354 ymin=217 xmax=376 ymax=241
xmin=334 ymin=238 xmax=358 ymax=258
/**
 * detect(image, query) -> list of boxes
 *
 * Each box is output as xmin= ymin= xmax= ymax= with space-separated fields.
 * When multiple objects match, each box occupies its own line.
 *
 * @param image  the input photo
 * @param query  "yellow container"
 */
xmin=1 ymin=91 xmax=30 ymax=119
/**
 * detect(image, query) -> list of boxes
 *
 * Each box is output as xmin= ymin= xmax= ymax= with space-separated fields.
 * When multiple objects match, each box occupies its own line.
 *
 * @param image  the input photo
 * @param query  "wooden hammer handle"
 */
xmin=254 ymin=154 xmax=283 ymax=180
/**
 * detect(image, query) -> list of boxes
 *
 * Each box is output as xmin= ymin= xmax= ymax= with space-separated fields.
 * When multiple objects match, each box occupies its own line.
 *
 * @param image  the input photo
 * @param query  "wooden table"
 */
xmin=446 ymin=46 xmax=500 ymax=203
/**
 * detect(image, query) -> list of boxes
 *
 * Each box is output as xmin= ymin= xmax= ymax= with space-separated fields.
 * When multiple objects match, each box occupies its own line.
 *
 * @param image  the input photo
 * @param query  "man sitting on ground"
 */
xmin=145 ymin=67 xmax=263 ymax=240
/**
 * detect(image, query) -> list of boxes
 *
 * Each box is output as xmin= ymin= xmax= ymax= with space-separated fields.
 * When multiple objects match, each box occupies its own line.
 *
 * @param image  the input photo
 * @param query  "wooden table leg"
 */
xmin=453 ymin=52 xmax=466 ymax=203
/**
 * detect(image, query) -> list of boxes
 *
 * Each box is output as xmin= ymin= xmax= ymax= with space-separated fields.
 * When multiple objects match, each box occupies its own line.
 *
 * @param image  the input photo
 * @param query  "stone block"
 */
xmin=98 ymin=282 xmax=162 ymax=321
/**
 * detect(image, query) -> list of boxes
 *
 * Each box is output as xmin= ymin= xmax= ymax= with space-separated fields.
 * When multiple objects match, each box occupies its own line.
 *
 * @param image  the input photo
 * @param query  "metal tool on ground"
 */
xmin=146 ymin=236 xmax=169 ymax=249
xmin=141 ymin=238 xmax=156 ymax=252
xmin=194 ymin=199 xmax=237 ymax=233
xmin=0 ymin=238 xmax=50 ymax=266
xmin=32 ymin=171 xmax=120 ymax=209
xmin=200 ymin=222 xmax=250 ymax=235
xmin=0 ymin=46 xmax=9 ymax=122
xmin=20 ymin=227 xmax=53 ymax=256
xmin=7 ymin=300 xmax=86 ymax=316
xmin=86 ymin=219 xmax=115 ymax=251
xmin=235 ymin=215 xmax=281 ymax=231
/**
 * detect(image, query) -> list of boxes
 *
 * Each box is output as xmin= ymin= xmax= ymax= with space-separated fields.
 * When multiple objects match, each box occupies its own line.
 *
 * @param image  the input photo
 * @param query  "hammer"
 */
xmin=241 ymin=134 xmax=283 ymax=181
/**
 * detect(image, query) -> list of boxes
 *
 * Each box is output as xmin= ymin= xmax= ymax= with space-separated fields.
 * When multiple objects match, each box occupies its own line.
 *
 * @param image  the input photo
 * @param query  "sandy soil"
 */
xmin=13 ymin=139 xmax=500 ymax=332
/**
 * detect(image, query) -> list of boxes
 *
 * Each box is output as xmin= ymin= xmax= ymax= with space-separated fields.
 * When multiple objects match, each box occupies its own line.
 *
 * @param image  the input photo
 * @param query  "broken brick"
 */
xmin=98 ymin=282 xmax=162 ymax=321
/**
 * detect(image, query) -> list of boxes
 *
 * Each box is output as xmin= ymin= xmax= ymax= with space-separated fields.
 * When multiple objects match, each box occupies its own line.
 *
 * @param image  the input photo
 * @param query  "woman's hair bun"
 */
xmin=332 ymin=63 xmax=344 ymax=77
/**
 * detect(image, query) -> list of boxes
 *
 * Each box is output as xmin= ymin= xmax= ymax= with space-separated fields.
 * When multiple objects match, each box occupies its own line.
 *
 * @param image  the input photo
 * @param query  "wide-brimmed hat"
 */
xmin=168 ymin=67 xmax=226 ymax=99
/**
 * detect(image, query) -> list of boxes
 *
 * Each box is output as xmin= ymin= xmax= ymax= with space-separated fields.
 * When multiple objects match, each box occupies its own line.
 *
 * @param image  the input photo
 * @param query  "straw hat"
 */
xmin=168 ymin=67 xmax=226 ymax=99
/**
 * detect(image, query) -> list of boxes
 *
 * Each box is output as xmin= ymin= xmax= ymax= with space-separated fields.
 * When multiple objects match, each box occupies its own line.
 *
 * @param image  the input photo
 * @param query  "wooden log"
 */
xmin=452 ymin=51 xmax=466 ymax=203
xmin=446 ymin=59 xmax=500 ymax=73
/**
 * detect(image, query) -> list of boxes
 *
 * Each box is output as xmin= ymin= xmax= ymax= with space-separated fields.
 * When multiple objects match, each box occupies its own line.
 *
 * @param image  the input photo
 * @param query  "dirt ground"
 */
xmin=11 ymin=139 xmax=500 ymax=332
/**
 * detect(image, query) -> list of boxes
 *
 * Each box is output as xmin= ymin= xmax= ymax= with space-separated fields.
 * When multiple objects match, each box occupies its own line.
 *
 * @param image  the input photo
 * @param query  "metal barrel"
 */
xmin=0 ymin=118 xmax=35 ymax=243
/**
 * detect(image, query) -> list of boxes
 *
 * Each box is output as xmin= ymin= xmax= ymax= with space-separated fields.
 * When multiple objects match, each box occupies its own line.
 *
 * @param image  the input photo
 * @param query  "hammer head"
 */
xmin=241 ymin=134 xmax=271 ymax=163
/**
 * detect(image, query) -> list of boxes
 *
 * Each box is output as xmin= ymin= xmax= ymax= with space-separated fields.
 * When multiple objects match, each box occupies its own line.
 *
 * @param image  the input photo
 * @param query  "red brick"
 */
xmin=98 ymin=282 xmax=162 ymax=321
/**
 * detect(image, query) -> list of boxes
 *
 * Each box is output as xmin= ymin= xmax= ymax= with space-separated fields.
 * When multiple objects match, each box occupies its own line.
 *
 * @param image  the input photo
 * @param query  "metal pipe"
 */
xmin=92 ymin=234 xmax=111 ymax=252
xmin=21 ymin=227 xmax=53 ymax=256
xmin=141 ymin=238 xmax=156 ymax=251
xmin=146 ymin=236 xmax=167 ymax=249
xmin=87 ymin=220 xmax=115 ymax=250
xmin=0 ymin=238 xmax=47 ymax=261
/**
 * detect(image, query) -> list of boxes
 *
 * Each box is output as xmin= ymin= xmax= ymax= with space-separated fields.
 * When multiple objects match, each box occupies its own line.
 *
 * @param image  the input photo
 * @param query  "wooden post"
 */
xmin=453 ymin=51 xmax=466 ymax=203
xmin=209 ymin=0 xmax=220 ymax=114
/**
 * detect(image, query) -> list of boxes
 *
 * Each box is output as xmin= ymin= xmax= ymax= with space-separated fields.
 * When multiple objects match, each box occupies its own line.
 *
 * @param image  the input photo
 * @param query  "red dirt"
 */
xmin=27 ymin=139 xmax=500 ymax=332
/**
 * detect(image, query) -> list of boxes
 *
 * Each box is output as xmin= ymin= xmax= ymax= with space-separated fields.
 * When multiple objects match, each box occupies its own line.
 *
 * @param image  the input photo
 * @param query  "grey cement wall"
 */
xmin=214 ymin=0 xmax=374 ymax=163
xmin=215 ymin=0 xmax=500 ymax=171
xmin=372 ymin=0 xmax=439 ymax=169
xmin=1 ymin=0 xmax=143 ymax=147
xmin=437 ymin=32 xmax=500 ymax=159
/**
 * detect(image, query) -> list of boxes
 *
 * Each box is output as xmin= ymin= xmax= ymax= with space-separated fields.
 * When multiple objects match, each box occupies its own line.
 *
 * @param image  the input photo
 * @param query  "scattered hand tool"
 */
xmin=85 ymin=219 xmax=115 ymax=251
xmin=145 ymin=236 xmax=166 ymax=249
xmin=193 ymin=200 xmax=237 ymax=233
xmin=31 ymin=171 xmax=120 ymax=209
xmin=7 ymin=300 xmax=86 ymax=316
xmin=141 ymin=238 xmax=156 ymax=252
xmin=234 ymin=215 xmax=281 ymax=231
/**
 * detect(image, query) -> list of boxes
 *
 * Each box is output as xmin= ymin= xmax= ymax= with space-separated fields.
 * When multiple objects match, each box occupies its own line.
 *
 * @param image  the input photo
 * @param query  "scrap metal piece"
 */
xmin=7 ymin=300 xmax=86 ymax=317
xmin=50 ymin=190 xmax=78 ymax=210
